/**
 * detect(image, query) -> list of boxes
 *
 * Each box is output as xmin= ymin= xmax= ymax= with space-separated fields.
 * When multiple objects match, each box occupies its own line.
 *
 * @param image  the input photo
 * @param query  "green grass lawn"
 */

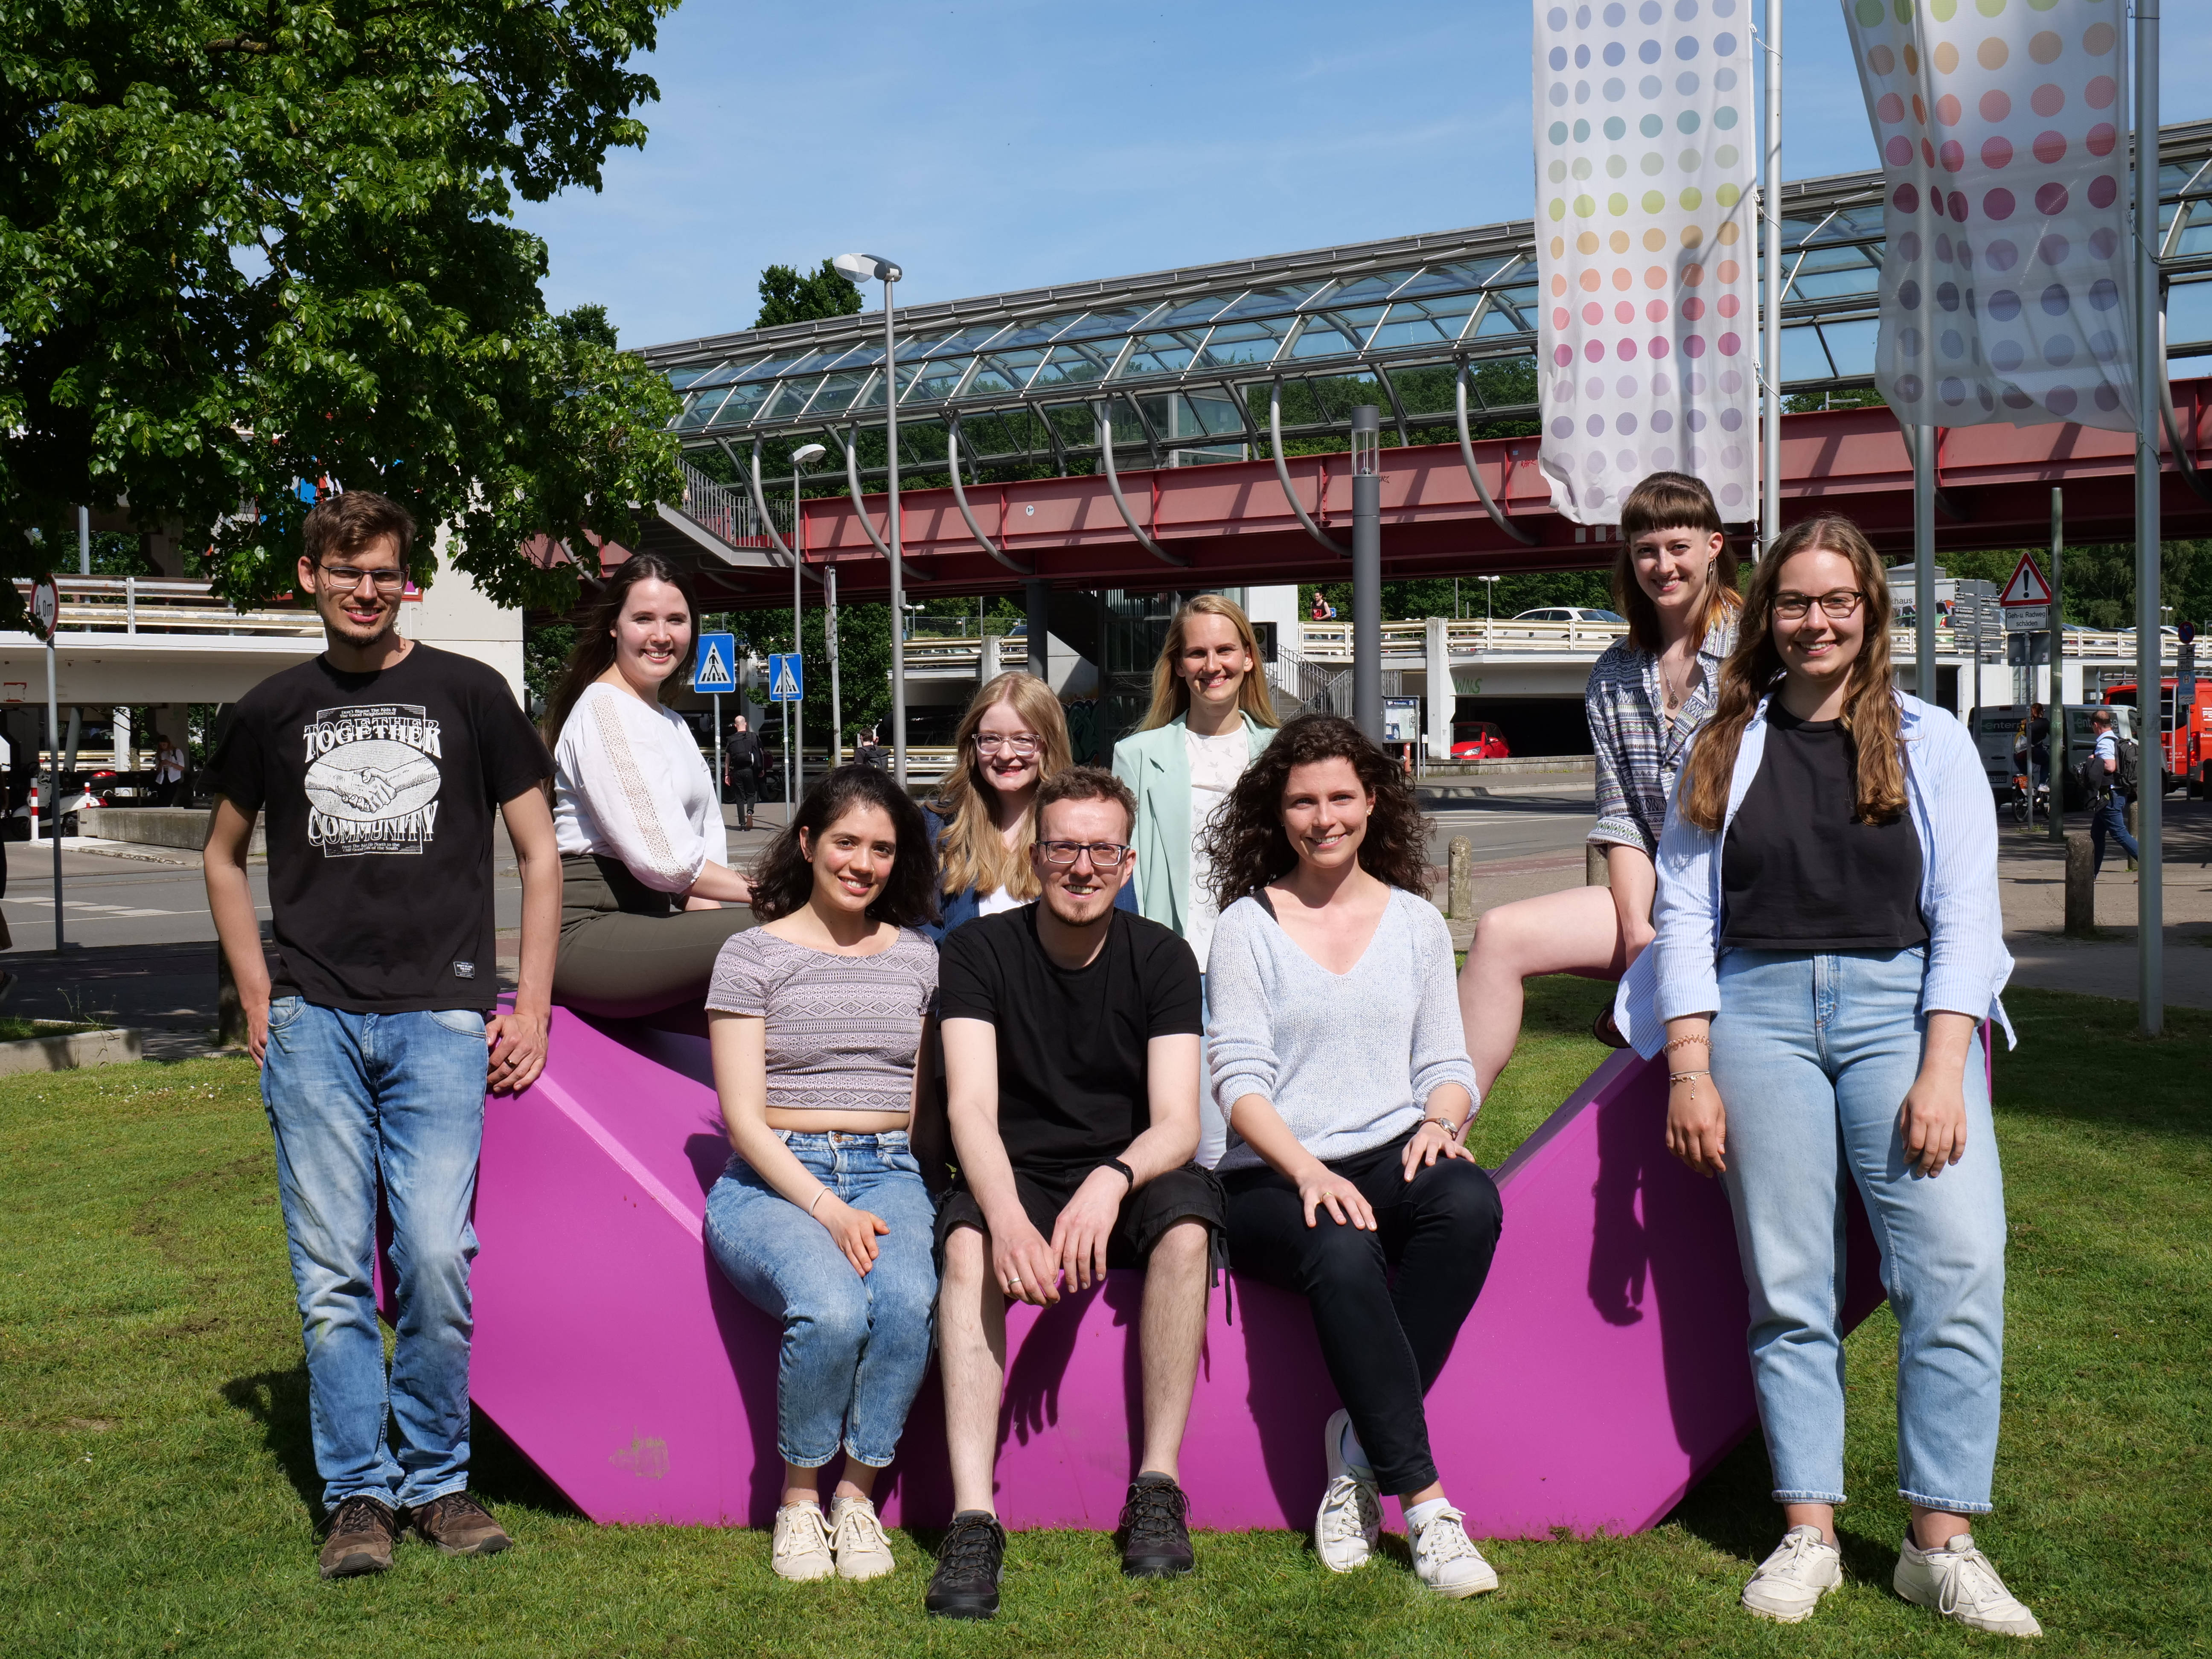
xmin=3 ymin=981 xmax=2205 ymax=1657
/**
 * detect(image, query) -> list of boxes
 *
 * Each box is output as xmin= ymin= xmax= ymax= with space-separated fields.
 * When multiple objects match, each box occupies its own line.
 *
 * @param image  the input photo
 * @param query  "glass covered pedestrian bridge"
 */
xmin=643 ymin=120 xmax=2212 ymax=489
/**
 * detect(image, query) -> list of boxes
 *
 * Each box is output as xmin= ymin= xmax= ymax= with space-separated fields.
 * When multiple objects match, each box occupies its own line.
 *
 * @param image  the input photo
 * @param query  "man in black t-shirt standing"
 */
xmin=926 ymin=767 xmax=1219 ymax=1619
xmin=203 ymin=492 xmax=562 ymax=1580
xmin=723 ymin=713 xmax=763 ymax=830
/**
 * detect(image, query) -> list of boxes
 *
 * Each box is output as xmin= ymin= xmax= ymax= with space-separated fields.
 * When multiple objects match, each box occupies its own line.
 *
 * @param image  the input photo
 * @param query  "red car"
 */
xmin=1450 ymin=721 xmax=1511 ymax=760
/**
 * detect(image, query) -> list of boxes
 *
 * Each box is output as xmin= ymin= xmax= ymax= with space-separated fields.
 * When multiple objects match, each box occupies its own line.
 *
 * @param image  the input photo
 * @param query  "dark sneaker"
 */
xmin=925 ymin=1510 xmax=1006 ymax=1619
xmin=319 ymin=1494 xmax=400 ymax=1579
xmin=410 ymin=1490 xmax=513 ymax=1557
xmin=1118 ymin=1472 xmax=1194 ymax=1578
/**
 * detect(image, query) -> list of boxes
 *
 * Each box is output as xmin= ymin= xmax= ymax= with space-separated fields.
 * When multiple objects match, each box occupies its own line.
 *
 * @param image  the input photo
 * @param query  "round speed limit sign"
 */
xmin=29 ymin=576 xmax=58 ymax=639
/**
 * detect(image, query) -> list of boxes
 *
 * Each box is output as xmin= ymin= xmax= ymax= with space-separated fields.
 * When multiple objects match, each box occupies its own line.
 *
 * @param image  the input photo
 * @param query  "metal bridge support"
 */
xmin=1025 ymin=579 xmax=1052 ymax=690
xmin=1424 ymin=616 xmax=1454 ymax=761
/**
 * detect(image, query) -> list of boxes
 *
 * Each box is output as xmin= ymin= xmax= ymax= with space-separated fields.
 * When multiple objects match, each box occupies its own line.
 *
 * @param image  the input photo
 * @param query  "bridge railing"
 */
xmin=674 ymin=457 xmax=786 ymax=547
xmin=8 ymin=576 xmax=323 ymax=637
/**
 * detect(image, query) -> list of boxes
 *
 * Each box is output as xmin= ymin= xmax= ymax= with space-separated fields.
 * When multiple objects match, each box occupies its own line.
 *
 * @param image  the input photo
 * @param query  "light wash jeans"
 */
xmin=261 ymin=997 xmax=490 ymax=1514
xmin=1710 ymin=946 xmax=2008 ymax=1514
xmin=704 ymin=1131 xmax=938 ymax=1469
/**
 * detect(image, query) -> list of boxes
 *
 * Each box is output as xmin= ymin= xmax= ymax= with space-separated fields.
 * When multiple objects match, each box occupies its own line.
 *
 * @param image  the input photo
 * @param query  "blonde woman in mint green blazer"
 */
xmin=1111 ymin=595 xmax=1279 ymax=1164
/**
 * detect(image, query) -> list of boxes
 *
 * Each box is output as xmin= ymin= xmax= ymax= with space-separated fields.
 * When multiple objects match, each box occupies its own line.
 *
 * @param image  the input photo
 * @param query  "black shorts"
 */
xmin=933 ymin=1161 xmax=1225 ymax=1275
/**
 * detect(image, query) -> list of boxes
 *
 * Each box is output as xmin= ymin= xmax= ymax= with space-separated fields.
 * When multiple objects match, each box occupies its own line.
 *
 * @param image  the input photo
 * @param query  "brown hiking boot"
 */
xmin=319 ymin=1494 xmax=400 ymax=1579
xmin=410 ymin=1490 xmax=513 ymax=1557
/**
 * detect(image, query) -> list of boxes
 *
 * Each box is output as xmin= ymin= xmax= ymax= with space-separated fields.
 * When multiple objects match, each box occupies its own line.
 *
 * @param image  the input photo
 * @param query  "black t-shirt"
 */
xmin=937 ymin=905 xmax=1202 ymax=1179
xmin=1721 ymin=703 xmax=1929 ymax=954
xmin=208 ymin=643 xmax=552 ymax=1012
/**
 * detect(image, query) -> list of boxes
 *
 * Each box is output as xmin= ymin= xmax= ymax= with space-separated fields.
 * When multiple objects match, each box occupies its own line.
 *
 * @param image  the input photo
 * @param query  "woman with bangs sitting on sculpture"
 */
xmin=545 ymin=553 xmax=758 ymax=1018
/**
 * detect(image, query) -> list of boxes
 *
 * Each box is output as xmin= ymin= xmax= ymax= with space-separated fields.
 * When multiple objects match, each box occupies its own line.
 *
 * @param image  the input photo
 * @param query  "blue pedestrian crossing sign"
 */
xmin=691 ymin=632 xmax=737 ymax=693
xmin=768 ymin=651 xmax=803 ymax=702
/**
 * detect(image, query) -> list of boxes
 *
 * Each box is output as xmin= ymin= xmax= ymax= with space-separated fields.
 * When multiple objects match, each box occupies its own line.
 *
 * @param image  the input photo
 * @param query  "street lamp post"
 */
xmin=1349 ymin=406 xmax=1382 ymax=743
xmin=790 ymin=442 xmax=827 ymax=805
xmin=1480 ymin=574 xmax=1500 ymax=648
xmin=832 ymin=253 xmax=907 ymax=784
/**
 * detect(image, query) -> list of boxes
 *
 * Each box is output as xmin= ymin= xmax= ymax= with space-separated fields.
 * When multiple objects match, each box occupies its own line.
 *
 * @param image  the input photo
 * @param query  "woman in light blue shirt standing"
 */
xmin=1622 ymin=516 xmax=2038 ymax=1639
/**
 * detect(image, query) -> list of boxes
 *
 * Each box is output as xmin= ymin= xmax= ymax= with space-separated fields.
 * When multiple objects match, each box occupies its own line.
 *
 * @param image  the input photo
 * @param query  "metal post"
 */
xmin=2048 ymin=487 xmax=2066 ymax=840
xmin=781 ymin=693 xmax=791 ymax=821
xmin=77 ymin=504 xmax=90 ymax=576
xmin=45 ymin=617 xmax=62 ymax=950
xmin=2133 ymin=0 xmax=2163 ymax=1033
xmin=792 ymin=461 xmax=803 ymax=809
xmin=1350 ymin=406 xmax=1383 ymax=742
xmin=827 ymin=564 xmax=842 ymax=763
xmin=1025 ymin=578 xmax=1051 ymax=690
xmin=1761 ymin=0 xmax=1783 ymax=557
xmin=884 ymin=276 xmax=907 ymax=786
xmin=1914 ymin=425 xmax=1936 ymax=704
xmin=712 ymin=690 xmax=722 ymax=812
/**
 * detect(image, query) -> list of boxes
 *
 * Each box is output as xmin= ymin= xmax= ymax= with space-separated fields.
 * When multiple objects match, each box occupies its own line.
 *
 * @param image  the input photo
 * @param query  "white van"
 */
xmin=1972 ymin=703 xmax=2135 ymax=801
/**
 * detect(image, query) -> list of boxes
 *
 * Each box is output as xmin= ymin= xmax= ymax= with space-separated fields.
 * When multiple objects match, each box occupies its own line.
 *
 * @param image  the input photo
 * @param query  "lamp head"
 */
xmin=832 ymin=253 xmax=902 ymax=285
xmin=1350 ymin=404 xmax=1381 ymax=477
xmin=792 ymin=443 xmax=829 ymax=469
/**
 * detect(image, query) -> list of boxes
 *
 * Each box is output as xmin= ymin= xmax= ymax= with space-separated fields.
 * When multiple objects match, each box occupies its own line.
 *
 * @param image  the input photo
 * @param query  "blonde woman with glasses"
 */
xmin=924 ymin=672 xmax=1131 ymax=943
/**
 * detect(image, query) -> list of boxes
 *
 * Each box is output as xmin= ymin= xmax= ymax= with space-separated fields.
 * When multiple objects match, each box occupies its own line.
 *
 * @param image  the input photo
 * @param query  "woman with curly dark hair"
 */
xmin=1200 ymin=714 xmax=1504 ymax=1599
xmin=699 ymin=764 xmax=944 ymax=1584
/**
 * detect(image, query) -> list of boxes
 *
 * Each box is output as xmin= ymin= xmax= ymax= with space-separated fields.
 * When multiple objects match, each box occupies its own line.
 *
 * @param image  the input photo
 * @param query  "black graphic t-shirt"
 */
xmin=209 ymin=643 xmax=552 ymax=1012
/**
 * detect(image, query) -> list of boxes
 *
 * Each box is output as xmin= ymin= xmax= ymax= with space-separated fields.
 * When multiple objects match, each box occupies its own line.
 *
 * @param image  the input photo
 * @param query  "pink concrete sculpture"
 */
xmin=437 ymin=1008 xmax=1882 ymax=1535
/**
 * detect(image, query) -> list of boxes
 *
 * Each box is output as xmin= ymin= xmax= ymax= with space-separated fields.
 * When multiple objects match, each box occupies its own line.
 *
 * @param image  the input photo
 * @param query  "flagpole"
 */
xmin=1761 ymin=0 xmax=1783 ymax=559
xmin=2133 ymin=0 xmax=2163 ymax=1035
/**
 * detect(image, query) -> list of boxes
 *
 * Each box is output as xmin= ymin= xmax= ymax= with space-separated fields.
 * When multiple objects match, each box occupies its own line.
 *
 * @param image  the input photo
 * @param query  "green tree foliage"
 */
xmin=0 ymin=0 xmax=684 ymax=624
xmin=755 ymin=262 xmax=864 ymax=330
xmin=1938 ymin=539 xmax=2211 ymax=632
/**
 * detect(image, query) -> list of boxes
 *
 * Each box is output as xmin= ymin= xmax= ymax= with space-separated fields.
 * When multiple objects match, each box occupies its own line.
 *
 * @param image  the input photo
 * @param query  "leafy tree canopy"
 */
xmin=754 ymin=262 xmax=864 ymax=330
xmin=0 ymin=0 xmax=684 ymax=621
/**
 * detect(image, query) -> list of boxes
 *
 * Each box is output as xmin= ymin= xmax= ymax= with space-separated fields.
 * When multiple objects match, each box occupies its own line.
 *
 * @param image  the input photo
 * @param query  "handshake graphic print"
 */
xmin=302 ymin=704 xmax=445 ymax=856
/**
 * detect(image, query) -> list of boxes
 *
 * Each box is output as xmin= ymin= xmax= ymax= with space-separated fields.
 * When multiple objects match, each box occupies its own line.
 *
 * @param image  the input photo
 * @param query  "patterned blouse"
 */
xmin=1584 ymin=614 xmax=1738 ymax=857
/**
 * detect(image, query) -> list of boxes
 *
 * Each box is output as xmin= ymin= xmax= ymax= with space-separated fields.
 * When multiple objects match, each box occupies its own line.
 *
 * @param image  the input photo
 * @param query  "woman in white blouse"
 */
xmin=546 ymin=554 xmax=756 ymax=1017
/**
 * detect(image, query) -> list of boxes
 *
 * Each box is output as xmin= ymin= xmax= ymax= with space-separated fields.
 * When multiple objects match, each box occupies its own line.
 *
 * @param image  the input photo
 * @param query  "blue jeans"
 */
xmin=704 ymin=1131 xmax=938 ymax=1469
xmin=261 ymin=997 xmax=490 ymax=1513
xmin=1710 ymin=947 xmax=2008 ymax=1514
xmin=2090 ymin=795 xmax=2138 ymax=873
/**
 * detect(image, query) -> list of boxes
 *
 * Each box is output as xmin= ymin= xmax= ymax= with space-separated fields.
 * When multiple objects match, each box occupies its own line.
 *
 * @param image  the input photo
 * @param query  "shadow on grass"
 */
xmin=221 ymin=1364 xmax=577 ymax=1519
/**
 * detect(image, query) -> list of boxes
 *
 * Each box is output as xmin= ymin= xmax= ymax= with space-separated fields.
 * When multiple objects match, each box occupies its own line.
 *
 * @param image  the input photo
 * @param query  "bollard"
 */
xmin=2064 ymin=831 xmax=2096 ymax=936
xmin=1448 ymin=836 xmax=1473 ymax=919
xmin=1586 ymin=843 xmax=1610 ymax=887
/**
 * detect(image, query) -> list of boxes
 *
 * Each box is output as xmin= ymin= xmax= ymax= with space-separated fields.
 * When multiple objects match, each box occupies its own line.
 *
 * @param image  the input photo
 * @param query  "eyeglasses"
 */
xmin=318 ymin=564 xmax=407 ymax=591
xmin=974 ymin=733 xmax=1042 ymax=757
xmin=1771 ymin=589 xmax=1865 ymax=621
xmin=1036 ymin=840 xmax=1131 ymax=868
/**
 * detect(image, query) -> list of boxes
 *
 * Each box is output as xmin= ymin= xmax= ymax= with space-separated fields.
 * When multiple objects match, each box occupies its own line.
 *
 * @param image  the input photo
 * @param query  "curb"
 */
xmin=0 ymin=1027 xmax=145 ymax=1076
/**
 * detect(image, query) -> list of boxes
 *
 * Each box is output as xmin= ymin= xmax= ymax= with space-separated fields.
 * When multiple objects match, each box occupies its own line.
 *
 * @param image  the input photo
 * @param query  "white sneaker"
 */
xmin=1314 ymin=1408 xmax=1380 ymax=1573
xmin=1409 ymin=1506 xmax=1499 ymax=1598
xmin=1894 ymin=1533 xmax=2043 ymax=1637
xmin=770 ymin=1499 xmax=834 ymax=1582
xmin=828 ymin=1495 xmax=896 ymax=1581
xmin=1741 ymin=1526 xmax=1843 ymax=1623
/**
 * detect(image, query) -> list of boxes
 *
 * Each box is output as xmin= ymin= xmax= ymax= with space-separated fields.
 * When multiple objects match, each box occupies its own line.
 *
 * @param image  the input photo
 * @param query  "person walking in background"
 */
xmin=924 ymin=671 xmax=1133 ymax=942
xmin=725 ymin=713 xmax=764 ymax=832
xmin=1627 ymin=516 xmax=2038 ymax=1637
xmin=153 ymin=734 xmax=186 ymax=806
xmin=1202 ymin=714 xmax=1504 ymax=1598
xmin=1111 ymin=594 xmax=1278 ymax=1162
xmin=203 ymin=490 xmax=562 ymax=1579
xmin=2082 ymin=707 xmax=2139 ymax=876
xmin=854 ymin=727 xmax=886 ymax=770
xmin=1458 ymin=471 xmax=1740 ymax=1092
xmin=701 ymin=765 xmax=943 ymax=1584
xmin=926 ymin=767 xmax=1219 ymax=1618
xmin=543 ymin=553 xmax=757 ymax=1019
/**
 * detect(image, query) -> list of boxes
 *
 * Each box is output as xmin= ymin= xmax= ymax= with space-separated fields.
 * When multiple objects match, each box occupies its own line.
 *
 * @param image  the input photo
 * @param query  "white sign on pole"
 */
xmin=1998 ymin=552 xmax=2054 ymax=608
xmin=691 ymin=632 xmax=736 ymax=693
xmin=29 ymin=576 xmax=58 ymax=639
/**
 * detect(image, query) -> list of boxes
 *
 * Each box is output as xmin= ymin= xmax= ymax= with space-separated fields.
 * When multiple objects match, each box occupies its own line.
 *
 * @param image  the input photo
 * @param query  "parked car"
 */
xmin=1511 ymin=606 xmax=1626 ymax=626
xmin=1450 ymin=720 xmax=1511 ymax=760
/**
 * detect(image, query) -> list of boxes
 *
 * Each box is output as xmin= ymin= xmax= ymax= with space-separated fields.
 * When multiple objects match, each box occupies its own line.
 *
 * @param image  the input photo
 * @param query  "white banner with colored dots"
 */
xmin=1533 ymin=0 xmax=1758 ymax=526
xmin=1842 ymin=0 xmax=2135 ymax=433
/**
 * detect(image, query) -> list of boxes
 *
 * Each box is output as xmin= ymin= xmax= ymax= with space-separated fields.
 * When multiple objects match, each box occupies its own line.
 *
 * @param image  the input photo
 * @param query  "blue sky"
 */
xmin=515 ymin=0 xmax=2212 ymax=351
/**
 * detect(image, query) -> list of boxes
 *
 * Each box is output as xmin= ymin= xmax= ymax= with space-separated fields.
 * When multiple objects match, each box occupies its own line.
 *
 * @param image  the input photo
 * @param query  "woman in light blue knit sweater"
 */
xmin=1201 ymin=715 xmax=1504 ymax=1601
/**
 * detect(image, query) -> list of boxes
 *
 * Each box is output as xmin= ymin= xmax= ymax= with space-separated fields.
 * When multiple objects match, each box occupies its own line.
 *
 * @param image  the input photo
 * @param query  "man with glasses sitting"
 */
xmin=926 ymin=766 xmax=1221 ymax=1619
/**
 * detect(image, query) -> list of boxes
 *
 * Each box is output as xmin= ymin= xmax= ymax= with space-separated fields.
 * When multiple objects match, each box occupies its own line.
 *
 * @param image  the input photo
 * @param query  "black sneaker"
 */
xmin=1118 ymin=1472 xmax=1194 ymax=1578
xmin=925 ymin=1510 xmax=1007 ymax=1619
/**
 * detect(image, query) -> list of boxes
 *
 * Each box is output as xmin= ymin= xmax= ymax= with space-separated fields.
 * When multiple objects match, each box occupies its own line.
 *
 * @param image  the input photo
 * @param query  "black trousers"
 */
xmin=1222 ymin=1128 xmax=1502 ymax=1496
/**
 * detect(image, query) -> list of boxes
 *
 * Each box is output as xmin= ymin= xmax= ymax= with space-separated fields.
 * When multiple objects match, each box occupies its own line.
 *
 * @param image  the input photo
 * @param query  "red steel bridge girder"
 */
xmin=688 ymin=379 xmax=2212 ymax=607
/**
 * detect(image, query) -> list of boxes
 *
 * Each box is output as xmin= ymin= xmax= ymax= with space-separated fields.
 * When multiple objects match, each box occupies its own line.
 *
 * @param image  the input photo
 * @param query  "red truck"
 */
xmin=2101 ymin=678 xmax=2210 ymax=795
